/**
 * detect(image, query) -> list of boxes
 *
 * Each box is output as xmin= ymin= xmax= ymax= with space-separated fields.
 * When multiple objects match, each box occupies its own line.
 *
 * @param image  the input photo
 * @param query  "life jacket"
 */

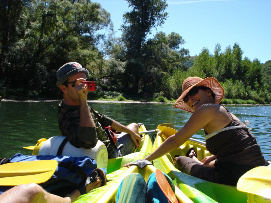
xmin=38 ymin=136 xmax=108 ymax=169
xmin=0 ymin=153 xmax=100 ymax=197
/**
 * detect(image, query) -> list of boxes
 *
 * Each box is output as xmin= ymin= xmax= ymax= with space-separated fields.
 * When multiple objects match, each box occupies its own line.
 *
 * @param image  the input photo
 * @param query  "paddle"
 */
xmin=157 ymin=125 xmax=178 ymax=139
xmin=139 ymin=130 xmax=157 ymax=134
xmin=23 ymin=125 xmax=175 ymax=151
xmin=23 ymin=131 xmax=156 ymax=151
xmin=23 ymin=138 xmax=47 ymax=152
xmin=23 ymin=146 xmax=35 ymax=150
xmin=237 ymin=166 xmax=271 ymax=199
xmin=155 ymin=169 xmax=178 ymax=203
xmin=0 ymin=160 xmax=58 ymax=186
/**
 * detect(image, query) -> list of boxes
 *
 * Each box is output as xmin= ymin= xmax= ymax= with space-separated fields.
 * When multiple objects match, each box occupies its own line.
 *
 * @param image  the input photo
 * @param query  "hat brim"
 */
xmin=56 ymin=68 xmax=89 ymax=87
xmin=174 ymin=77 xmax=224 ymax=113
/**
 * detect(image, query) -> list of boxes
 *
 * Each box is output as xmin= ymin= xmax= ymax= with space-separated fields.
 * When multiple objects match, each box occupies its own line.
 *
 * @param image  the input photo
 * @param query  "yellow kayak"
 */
xmin=153 ymin=124 xmax=271 ymax=203
xmin=75 ymin=124 xmax=193 ymax=203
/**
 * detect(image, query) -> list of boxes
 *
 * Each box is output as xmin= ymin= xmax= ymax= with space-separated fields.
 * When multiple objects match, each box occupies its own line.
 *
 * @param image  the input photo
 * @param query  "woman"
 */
xmin=127 ymin=77 xmax=267 ymax=186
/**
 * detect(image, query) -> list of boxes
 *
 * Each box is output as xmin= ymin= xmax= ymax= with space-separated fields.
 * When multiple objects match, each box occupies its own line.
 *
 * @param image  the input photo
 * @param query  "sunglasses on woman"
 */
xmin=183 ymin=86 xmax=211 ymax=103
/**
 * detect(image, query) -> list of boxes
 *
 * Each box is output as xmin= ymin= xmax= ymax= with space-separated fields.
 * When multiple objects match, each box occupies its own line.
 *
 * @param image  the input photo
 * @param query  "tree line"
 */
xmin=0 ymin=0 xmax=270 ymax=103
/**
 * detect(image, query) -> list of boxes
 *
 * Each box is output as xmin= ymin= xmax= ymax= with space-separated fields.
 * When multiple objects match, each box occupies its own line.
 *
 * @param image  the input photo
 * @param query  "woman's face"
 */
xmin=184 ymin=86 xmax=215 ymax=112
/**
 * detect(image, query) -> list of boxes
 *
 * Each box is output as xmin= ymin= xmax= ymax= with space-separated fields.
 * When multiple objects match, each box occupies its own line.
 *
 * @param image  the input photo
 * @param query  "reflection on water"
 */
xmin=0 ymin=101 xmax=271 ymax=161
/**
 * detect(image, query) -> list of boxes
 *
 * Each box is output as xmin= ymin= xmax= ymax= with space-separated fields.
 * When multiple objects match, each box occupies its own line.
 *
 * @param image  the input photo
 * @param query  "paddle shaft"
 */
xmin=139 ymin=130 xmax=156 ymax=134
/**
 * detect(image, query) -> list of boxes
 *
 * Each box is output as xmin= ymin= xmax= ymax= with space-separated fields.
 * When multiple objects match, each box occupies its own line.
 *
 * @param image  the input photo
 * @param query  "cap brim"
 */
xmin=56 ymin=68 xmax=89 ymax=87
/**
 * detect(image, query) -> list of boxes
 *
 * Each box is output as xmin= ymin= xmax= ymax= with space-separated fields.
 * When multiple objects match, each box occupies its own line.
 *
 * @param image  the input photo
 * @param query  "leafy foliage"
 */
xmin=0 ymin=0 xmax=111 ymax=98
xmin=120 ymin=0 xmax=170 ymax=94
xmin=188 ymin=43 xmax=270 ymax=103
xmin=0 ymin=0 xmax=270 ymax=104
xmin=262 ymin=60 xmax=271 ymax=92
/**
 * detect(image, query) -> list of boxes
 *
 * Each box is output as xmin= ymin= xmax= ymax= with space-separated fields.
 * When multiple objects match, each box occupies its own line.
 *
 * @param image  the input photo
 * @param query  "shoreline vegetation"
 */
xmin=1 ymin=96 xmax=269 ymax=106
xmin=1 ymin=1 xmax=270 ymax=104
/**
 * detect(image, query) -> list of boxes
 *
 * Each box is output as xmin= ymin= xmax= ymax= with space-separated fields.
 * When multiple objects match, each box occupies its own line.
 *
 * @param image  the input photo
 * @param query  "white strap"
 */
xmin=205 ymin=125 xmax=249 ymax=140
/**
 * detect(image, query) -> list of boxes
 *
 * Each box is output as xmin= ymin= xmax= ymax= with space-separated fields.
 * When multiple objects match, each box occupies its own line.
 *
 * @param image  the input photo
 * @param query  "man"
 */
xmin=56 ymin=62 xmax=141 ymax=158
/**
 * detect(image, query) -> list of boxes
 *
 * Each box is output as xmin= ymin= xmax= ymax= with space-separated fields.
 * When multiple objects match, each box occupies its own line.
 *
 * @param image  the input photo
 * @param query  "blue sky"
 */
xmin=96 ymin=0 xmax=270 ymax=64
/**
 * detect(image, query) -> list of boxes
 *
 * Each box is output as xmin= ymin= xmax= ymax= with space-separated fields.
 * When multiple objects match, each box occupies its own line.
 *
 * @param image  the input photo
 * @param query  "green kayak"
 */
xmin=152 ymin=124 xmax=271 ymax=203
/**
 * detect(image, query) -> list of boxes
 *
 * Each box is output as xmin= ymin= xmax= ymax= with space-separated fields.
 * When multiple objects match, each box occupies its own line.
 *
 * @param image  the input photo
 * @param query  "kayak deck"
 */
xmin=76 ymin=165 xmax=194 ymax=203
xmin=74 ymin=124 xmax=154 ymax=203
xmin=152 ymin=126 xmax=258 ymax=203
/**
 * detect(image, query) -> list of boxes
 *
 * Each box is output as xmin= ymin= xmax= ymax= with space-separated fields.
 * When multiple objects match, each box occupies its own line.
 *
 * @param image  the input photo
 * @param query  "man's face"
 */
xmin=61 ymin=72 xmax=87 ymax=104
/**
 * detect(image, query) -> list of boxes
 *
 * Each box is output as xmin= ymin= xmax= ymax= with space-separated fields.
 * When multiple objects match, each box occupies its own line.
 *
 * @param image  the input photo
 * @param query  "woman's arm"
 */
xmin=144 ymin=105 xmax=218 ymax=162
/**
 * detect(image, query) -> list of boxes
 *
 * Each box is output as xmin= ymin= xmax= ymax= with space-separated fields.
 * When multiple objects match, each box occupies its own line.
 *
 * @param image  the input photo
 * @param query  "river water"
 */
xmin=0 ymin=101 xmax=271 ymax=161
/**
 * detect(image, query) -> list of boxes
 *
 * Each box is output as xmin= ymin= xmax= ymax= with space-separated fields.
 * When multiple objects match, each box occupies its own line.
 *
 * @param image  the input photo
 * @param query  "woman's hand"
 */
xmin=201 ymin=155 xmax=217 ymax=167
xmin=123 ymin=162 xmax=134 ymax=168
xmin=123 ymin=159 xmax=152 ymax=168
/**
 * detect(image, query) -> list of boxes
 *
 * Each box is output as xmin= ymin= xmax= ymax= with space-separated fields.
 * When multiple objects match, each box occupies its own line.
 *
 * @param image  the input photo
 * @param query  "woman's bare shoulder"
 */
xmin=196 ymin=103 xmax=221 ymax=113
xmin=194 ymin=104 xmax=229 ymax=121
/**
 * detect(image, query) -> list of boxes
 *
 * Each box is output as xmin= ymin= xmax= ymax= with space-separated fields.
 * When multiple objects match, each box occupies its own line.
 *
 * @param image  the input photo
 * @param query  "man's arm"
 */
xmin=76 ymin=86 xmax=97 ymax=148
xmin=111 ymin=121 xmax=141 ymax=148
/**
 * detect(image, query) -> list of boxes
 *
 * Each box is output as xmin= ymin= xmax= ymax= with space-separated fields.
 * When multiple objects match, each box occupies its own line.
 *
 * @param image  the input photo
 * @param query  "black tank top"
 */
xmin=205 ymin=106 xmax=266 ymax=166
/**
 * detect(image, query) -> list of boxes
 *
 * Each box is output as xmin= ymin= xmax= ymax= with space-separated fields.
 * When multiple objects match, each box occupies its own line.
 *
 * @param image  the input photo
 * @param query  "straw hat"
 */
xmin=174 ymin=77 xmax=224 ymax=113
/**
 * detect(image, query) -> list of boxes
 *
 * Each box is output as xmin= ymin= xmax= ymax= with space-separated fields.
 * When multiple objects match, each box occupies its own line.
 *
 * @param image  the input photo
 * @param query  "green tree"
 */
xmin=192 ymin=48 xmax=214 ymax=77
xmin=0 ymin=0 xmax=29 ymax=79
xmin=231 ymin=43 xmax=243 ymax=80
xmin=121 ymin=0 xmax=168 ymax=94
xmin=262 ymin=60 xmax=271 ymax=92
xmin=122 ymin=0 xmax=168 ymax=59
xmin=188 ymin=44 xmax=270 ymax=103
xmin=0 ymin=0 xmax=111 ymax=98
xmin=141 ymin=31 xmax=189 ymax=96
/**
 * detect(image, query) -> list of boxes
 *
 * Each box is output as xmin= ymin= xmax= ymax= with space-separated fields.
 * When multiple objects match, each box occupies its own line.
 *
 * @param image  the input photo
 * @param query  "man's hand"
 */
xmin=129 ymin=132 xmax=141 ymax=148
xmin=75 ymin=78 xmax=89 ymax=101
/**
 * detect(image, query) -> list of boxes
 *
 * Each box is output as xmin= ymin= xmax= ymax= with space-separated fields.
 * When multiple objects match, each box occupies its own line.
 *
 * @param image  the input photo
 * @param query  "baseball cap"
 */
xmin=56 ymin=62 xmax=89 ymax=87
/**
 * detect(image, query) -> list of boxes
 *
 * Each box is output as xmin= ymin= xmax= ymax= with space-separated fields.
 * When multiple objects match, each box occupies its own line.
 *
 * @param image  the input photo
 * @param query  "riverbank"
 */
xmin=2 ymin=98 xmax=271 ymax=107
xmin=1 ymin=95 xmax=270 ymax=106
xmin=0 ymin=98 xmax=169 ymax=104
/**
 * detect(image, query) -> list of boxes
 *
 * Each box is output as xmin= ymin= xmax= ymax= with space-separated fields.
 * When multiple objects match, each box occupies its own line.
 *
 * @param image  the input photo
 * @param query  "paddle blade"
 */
xmin=0 ymin=160 xmax=58 ymax=186
xmin=23 ymin=146 xmax=35 ymax=150
xmin=237 ymin=166 xmax=271 ymax=199
xmin=152 ymin=169 xmax=178 ymax=203
xmin=157 ymin=125 xmax=178 ymax=139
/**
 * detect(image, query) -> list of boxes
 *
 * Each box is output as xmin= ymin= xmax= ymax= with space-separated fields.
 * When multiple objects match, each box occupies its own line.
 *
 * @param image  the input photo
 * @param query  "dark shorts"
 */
xmin=175 ymin=156 xmax=216 ymax=183
xmin=175 ymin=156 xmax=257 ymax=186
xmin=110 ymin=132 xmax=135 ymax=158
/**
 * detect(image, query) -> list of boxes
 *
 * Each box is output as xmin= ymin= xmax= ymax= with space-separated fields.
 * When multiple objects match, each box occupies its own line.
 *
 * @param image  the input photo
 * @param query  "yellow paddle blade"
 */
xmin=23 ymin=138 xmax=47 ymax=153
xmin=0 ymin=160 xmax=58 ymax=186
xmin=23 ymin=146 xmax=35 ymax=150
xmin=157 ymin=125 xmax=178 ymax=139
xmin=158 ymin=123 xmax=176 ymax=129
xmin=237 ymin=166 xmax=271 ymax=199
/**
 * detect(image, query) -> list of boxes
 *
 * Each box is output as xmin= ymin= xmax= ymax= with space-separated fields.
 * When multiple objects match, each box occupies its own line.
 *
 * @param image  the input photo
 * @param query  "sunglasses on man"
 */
xmin=64 ymin=80 xmax=95 ymax=91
